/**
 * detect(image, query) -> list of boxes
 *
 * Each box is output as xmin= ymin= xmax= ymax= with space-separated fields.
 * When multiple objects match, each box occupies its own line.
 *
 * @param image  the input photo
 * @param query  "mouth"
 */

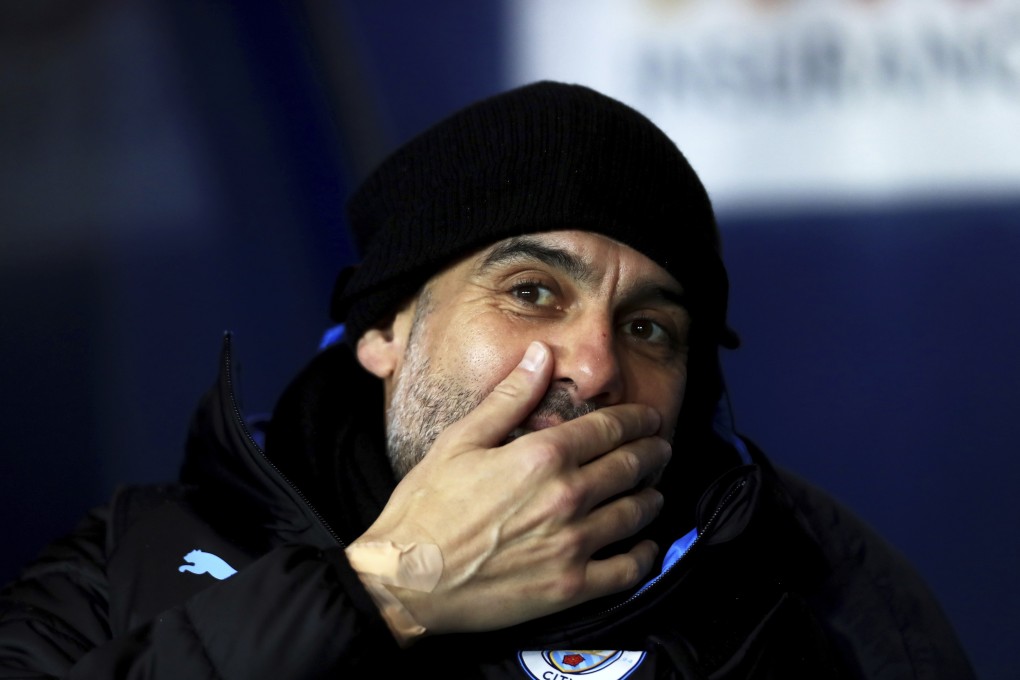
xmin=502 ymin=389 xmax=595 ymax=446
xmin=504 ymin=412 xmax=569 ymax=445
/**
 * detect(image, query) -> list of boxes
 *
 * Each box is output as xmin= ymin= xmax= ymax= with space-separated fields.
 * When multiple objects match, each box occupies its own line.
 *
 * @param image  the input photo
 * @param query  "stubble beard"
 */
xmin=385 ymin=333 xmax=485 ymax=478
xmin=385 ymin=291 xmax=484 ymax=478
xmin=384 ymin=294 xmax=598 ymax=479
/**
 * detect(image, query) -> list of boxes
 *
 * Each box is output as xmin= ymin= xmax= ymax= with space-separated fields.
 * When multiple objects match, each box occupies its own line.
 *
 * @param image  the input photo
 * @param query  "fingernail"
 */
xmin=520 ymin=341 xmax=547 ymax=372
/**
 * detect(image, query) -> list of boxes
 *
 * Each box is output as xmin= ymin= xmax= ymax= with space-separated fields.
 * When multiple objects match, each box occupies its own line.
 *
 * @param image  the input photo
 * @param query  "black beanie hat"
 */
xmin=331 ymin=80 xmax=738 ymax=350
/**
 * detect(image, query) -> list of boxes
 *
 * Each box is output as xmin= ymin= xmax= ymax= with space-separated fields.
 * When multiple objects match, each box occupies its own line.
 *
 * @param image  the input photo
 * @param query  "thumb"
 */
xmin=440 ymin=341 xmax=552 ymax=450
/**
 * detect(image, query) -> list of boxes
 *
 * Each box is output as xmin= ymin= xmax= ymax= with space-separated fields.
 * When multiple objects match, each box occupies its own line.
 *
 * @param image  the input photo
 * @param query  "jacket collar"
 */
xmin=179 ymin=333 xmax=359 ymax=552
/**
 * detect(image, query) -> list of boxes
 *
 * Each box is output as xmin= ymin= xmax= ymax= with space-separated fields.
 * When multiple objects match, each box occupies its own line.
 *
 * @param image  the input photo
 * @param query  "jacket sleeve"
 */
xmin=0 ymin=507 xmax=403 ymax=679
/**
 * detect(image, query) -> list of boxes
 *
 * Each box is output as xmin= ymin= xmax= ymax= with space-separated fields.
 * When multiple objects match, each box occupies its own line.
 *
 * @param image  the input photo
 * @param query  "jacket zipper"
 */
xmin=221 ymin=334 xmax=346 ymax=548
xmin=568 ymin=476 xmax=749 ymax=626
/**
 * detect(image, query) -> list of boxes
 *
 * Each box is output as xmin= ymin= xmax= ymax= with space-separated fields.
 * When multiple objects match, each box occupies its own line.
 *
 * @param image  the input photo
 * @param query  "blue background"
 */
xmin=1 ymin=2 xmax=1016 ymax=677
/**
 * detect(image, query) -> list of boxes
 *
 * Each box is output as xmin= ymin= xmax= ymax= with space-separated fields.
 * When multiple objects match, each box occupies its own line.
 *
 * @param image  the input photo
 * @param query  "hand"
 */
xmin=349 ymin=341 xmax=671 ymax=638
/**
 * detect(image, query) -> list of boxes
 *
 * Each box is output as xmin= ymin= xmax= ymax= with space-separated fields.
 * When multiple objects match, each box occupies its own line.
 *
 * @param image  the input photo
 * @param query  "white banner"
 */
xmin=507 ymin=0 xmax=1020 ymax=212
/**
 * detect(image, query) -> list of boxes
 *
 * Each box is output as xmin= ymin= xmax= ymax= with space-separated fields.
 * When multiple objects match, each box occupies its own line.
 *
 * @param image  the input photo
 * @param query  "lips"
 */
xmin=502 ymin=388 xmax=594 ymax=445
xmin=504 ymin=414 xmax=566 ymax=444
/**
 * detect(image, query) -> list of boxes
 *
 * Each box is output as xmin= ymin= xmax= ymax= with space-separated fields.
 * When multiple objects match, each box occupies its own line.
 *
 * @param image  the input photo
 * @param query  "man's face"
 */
xmin=358 ymin=230 xmax=691 ymax=479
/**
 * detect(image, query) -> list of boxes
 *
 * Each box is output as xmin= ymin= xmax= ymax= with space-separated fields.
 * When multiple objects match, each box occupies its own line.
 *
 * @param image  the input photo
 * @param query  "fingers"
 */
xmin=571 ymin=491 xmax=664 ymax=601
xmin=504 ymin=411 xmax=669 ymax=516
xmin=575 ymin=435 xmax=672 ymax=509
xmin=581 ymin=486 xmax=665 ymax=552
xmin=536 ymin=403 xmax=663 ymax=467
xmin=439 ymin=341 xmax=553 ymax=450
xmin=583 ymin=539 xmax=661 ymax=599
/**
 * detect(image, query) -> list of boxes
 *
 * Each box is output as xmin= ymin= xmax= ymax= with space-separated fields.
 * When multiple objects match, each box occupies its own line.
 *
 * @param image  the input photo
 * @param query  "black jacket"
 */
xmin=0 ymin=334 xmax=976 ymax=679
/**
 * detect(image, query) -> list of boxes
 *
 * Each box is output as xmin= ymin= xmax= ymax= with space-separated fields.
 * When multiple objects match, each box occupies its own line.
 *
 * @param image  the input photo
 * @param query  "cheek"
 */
xmin=433 ymin=316 xmax=527 ymax=395
xmin=626 ymin=366 xmax=687 ymax=438
xmin=462 ymin=341 xmax=519 ymax=391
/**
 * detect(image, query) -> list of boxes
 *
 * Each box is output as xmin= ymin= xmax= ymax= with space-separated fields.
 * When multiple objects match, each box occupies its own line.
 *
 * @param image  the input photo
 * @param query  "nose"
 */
xmin=548 ymin=312 xmax=624 ymax=405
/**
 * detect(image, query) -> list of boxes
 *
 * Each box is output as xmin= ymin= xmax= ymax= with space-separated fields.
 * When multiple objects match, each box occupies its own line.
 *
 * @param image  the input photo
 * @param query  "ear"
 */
xmin=355 ymin=303 xmax=415 ymax=379
xmin=355 ymin=325 xmax=399 ymax=379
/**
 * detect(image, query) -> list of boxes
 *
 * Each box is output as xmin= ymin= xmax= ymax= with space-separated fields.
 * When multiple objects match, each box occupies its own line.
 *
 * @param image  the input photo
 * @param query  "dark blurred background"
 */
xmin=2 ymin=1 xmax=1017 ymax=678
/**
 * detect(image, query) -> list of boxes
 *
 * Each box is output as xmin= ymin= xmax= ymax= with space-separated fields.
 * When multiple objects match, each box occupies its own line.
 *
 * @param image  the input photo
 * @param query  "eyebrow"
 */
xmin=627 ymin=280 xmax=688 ymax=310
xmin=478 ymin=236 xmax=598 ymax=287
xmin=478 ymin=235 xmax=687 ymax=309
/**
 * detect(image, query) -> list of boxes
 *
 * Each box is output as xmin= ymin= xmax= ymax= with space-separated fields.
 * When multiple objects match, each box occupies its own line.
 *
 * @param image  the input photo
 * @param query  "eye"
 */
xmin=623 ymin=318 xmax=672 ymax=345
xmin=510 ymin=280 xmax=556 ymax=307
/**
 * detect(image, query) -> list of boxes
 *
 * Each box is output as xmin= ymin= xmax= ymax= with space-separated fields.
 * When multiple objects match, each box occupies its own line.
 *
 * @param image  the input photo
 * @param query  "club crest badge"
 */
xmin=518 ymin=650 xmax=646 ymax=679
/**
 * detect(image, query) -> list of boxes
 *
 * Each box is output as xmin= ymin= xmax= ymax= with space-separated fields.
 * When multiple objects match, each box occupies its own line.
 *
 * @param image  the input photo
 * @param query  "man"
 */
xmin=0 ymin=81 xmax=974 ymax=678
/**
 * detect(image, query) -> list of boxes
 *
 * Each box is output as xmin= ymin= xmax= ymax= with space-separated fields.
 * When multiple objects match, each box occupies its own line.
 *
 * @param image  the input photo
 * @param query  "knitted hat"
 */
xmin=331 ymin=80 xmax=738 ymax=350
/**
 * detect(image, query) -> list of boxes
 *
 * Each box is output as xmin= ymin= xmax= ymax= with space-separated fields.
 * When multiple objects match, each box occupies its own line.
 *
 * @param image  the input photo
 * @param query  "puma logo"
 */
xmin=178 ymin=549 xmax=237 ymax=580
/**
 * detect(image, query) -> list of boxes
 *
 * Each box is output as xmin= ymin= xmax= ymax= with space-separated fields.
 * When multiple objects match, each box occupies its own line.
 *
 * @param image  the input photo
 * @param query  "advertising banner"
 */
xmin=508 ymin=0 xmax=1020 ymax=211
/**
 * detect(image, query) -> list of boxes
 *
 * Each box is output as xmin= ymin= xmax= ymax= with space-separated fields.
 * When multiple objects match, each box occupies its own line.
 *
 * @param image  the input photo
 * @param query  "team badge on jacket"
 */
xmin=518 ymin=650 xmax=646 ymax=679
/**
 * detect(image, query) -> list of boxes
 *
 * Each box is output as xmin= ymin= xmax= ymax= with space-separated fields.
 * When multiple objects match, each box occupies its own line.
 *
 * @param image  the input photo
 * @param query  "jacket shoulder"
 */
xmin=776 ymin=466 xmax=977 ymax=680
xmin=107 ymin=484 xmax=193 ymax=547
